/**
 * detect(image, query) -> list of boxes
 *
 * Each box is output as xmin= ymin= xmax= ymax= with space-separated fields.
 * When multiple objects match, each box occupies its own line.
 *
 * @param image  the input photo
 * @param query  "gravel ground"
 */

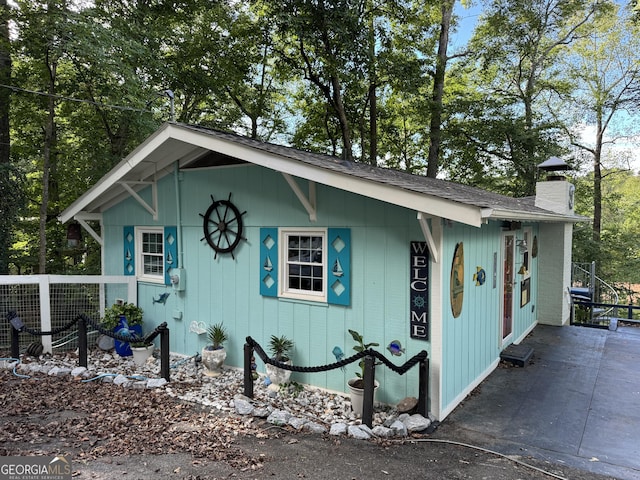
xmin=0 ymin=350 xmax=618 ymax=480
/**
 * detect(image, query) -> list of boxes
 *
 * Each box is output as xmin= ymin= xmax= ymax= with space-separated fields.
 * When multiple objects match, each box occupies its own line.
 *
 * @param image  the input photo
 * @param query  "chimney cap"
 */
xmin=538 ymin=156 xmax=569 ymax=172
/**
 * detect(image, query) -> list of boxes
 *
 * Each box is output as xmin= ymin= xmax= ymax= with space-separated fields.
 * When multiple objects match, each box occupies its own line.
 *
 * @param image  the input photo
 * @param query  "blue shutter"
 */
xmin=327 ymin=228 xmax=350 ymax=306
xmin=260 ymin=228 xmax=279 ymax=297
xmin=164 ymin=226 xmax=178 ymax=285
xmin=123 ymin=226 xmax=135 ymax=276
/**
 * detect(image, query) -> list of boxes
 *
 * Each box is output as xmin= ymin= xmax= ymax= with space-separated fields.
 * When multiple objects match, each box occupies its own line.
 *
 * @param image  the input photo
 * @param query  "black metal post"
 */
xmin=11 ymin=325 xmax=19 ymax=359
xmin=244 ymin=343 xmax=254 ymax=399
xmin=417 ymin=357 xmax=429 ymax=417
xmin=77 ymin=316 xmax=88 ymax=368
xmin=159 ymin=323 xmax=170 ymax=382
xmin=362 ymin=355 xmax=375 ymax=428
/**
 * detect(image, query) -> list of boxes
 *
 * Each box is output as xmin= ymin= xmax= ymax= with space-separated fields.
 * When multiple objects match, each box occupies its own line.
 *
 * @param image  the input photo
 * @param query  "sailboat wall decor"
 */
xmin=264 ymin=255 xmax=273 ymax=272
xmin=332 ymin=258 xmax=344 ymax=277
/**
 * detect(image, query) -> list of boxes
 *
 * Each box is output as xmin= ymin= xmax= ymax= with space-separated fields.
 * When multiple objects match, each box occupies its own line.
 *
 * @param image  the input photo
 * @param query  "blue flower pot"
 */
xmin=114 ymin=315 xmax=143 ymax=357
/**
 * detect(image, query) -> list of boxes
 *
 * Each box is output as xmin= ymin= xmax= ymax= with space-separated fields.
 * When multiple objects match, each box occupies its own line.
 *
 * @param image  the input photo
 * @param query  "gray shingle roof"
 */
xmin=180 ymin=124 xmax=558 ymax=217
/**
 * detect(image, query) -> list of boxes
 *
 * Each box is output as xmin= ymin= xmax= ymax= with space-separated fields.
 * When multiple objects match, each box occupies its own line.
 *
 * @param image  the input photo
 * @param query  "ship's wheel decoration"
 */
xmin=199 ymin=193 xmax=247 ymax=259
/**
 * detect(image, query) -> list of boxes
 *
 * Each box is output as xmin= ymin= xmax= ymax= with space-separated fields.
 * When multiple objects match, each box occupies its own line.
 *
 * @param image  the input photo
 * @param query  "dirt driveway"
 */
xmin=1 ymin=370 xmax=617 ymax=480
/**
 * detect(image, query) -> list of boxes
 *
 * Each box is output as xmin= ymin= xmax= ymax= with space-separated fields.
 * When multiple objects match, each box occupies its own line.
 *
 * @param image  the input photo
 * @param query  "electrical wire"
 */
xmin=0 ymin=83 xmax=154 ymax=113
xmin=402 ymin=438 xmax=569 ymax=480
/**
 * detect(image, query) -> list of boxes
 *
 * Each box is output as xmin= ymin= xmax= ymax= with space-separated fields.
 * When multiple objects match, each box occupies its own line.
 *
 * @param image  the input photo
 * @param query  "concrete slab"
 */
xmin=435 ymin=324 xmax=640 ymax=480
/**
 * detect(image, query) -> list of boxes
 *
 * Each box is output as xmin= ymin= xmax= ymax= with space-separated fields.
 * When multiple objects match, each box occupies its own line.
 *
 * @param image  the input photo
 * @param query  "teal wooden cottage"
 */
xmin=59 ymin=123 xmax=582 ymax=420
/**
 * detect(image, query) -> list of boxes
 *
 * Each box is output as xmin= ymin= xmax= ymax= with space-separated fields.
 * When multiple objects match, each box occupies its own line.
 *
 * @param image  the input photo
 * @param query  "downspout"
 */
xmin=174 ymin=161 xmax=183 ymax=269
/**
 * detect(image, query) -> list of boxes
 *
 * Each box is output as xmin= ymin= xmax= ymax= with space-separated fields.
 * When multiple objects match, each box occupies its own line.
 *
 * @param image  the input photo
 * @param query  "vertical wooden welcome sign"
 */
xmin=410 ymin=241 xmax=429 ymax=340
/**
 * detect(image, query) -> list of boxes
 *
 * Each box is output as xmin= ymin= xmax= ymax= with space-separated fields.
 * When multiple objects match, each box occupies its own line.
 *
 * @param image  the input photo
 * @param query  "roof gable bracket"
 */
xmin=417 ymin=212 xmax=439 ymax=264
xmin=74 ymin=213 xmax=103 ymax=246
xmin=282 ymin=173 xmax=317 ymax=222
xmin=119 ymin=179 xmax=158 ymax=220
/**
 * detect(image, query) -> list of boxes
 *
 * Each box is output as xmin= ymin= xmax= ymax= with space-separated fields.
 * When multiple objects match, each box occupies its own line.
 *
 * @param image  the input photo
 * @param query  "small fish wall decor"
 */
xmin=473 ymin=267 xmax=486 ymax=286
xmin=387 ymin=340 xmax=405 ymax=356
xmin=153 ymin=292 xmax=171 ymax=304
xmin=332 ymin=346 xmax=345 ymax=362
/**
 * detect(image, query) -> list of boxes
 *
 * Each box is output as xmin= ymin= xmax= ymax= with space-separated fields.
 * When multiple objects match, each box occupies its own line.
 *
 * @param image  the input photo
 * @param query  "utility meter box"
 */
xmin=169 ymin=268 xmax=186 ymax=292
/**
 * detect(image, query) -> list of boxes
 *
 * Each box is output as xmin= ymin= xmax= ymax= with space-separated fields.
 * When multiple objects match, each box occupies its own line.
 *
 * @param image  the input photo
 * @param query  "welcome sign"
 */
xmin=410 ymin=241 xmax=429 ymax=340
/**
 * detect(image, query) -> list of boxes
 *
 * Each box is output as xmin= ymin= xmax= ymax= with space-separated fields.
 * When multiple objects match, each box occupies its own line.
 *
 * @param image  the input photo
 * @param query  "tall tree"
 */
xmin=446 ymin=0 xmax=607 ymax=196
xmin=561 ymin=3 xmax=640 ymax=246
xmin=426 ymin=0 xmax=454 ymax=178
xmin=0 ymin=0 xmax=14 ymax=273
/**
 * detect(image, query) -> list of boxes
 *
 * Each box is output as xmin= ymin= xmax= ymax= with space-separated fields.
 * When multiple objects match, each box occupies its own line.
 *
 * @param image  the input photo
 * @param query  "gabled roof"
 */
xmin=58 ymin=122 xmax=584 ymax=227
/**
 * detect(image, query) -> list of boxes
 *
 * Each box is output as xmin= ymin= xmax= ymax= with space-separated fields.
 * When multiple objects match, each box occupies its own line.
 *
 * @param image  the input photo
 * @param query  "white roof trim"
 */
xmin=58 ymin=123 xmax=581 ymax=228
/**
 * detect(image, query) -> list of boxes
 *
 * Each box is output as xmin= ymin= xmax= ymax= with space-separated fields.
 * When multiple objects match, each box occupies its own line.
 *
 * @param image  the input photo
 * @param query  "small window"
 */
xmin=280 ymin=229 xmax=326 ymax=301
xmin=137 ymin=227 xmax=164 ymax=283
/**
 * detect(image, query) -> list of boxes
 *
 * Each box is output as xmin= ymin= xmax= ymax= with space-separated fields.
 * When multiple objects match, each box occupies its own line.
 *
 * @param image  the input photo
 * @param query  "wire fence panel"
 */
xmin=0 ymin=275 xmax=136 ymax=354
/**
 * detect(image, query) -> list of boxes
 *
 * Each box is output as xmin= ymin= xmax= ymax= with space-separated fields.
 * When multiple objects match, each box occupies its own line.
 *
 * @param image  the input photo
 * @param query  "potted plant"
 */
xmin=130 ymin=340 xmax=154 ymax=366
xmin=265 ymin=334 xmax=295 ymax=388
xmin=347 ymin=329 xmax=380 ymax=417
xmin=102 ymin=302 xmax=144 ymax=357
xmin=201 ymin=322 xmax=228 ymax=377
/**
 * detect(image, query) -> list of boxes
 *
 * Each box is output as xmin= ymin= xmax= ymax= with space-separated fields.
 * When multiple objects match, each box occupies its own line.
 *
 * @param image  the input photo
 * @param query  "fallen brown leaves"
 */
xmin=0 ymin=371 xmax=263 ymax=471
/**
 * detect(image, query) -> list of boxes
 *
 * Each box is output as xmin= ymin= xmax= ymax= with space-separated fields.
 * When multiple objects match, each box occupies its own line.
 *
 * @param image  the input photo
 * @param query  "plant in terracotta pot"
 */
xmin=101 ymin=302 xmax=144 ymax=357
xmin=347 ymin=329 xmax=380 ymax=417
xmin=265 ymin=335 xmax=295 ymax=388
xmin=201 ymin=322 xmax=228 ymax=377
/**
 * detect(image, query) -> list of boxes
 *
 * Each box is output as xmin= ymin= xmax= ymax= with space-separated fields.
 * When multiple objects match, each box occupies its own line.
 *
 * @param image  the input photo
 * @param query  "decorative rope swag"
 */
xmin=6 ymin=311 xmax=171 ymax=381
xmin=243 ymin=336 xmax=429 ymax=428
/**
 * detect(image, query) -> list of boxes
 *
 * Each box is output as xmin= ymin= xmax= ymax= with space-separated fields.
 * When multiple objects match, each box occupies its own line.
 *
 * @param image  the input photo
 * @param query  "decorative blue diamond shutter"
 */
xmin=260 ymin=228 xmax=278 ymax=297
xmin=327 ymin=228 xmax=350 ymax=306
xmin=164 ymin=226 xmax=178 ymax=285
xmin=123 ymin=226 xmax=135 ymax=276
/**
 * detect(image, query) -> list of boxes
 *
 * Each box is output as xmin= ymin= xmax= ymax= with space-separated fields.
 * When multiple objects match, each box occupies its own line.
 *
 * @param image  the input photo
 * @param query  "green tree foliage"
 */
xmin=560 ymin=3 xmax=640 ymax=248
xmin=445 ymin=0 xmax=607 ymax=196
xmin=573 ymin=169 xmax=640 ymax=299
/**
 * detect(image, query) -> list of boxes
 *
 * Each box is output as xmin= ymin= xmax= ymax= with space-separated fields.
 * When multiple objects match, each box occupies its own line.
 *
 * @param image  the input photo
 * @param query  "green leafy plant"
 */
xmin=279 ymin=381 xmax=304 ymax=398
xmin=102 ymin=302 xmax=144 ymax=330
xmin=348 ymin=329 xmax=379 ymax=379
xmin=206 ymin=322 xmax=228 ymax=350
xmin=268 ymin=334 xmax=295 ymax=362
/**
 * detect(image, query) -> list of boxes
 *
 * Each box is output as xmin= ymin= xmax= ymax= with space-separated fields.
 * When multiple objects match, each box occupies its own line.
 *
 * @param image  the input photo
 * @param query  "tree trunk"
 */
xmin=368 ymin=4 xmax=377 ymax=166
xmin=427 ymin=0 xmax=454 ymax=178
xmin=0 ymin=0 xmax=11 ymax=274
xmin=39 ymin=60 xmax=57 ymax=274
xmin=592 ymin=115 xmax=603 ymax=246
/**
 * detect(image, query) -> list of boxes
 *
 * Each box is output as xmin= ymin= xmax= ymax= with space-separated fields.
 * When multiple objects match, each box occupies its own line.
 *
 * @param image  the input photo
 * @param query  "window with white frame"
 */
xmin=136 ymin=227 xmax=164 ymax=283
xmin=280 ymin=229 xmax=327 ymax=301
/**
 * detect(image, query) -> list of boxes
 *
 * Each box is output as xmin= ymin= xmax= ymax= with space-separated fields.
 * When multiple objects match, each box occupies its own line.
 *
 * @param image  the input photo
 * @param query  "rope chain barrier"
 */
xmin=6 ymin=310 xmax=163 ymax=345
xmin=246 ymin=336 xmax=427 ymax=376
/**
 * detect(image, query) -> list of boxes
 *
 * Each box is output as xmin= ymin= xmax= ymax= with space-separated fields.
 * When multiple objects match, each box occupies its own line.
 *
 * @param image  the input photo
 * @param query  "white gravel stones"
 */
xmin=330 ymin=423 xmax=348 ymax=436
xmin=401 ymin=413 xmax=431 ymax=432
xmin=9 ymin=350 xmax=434 ymax=441
xmin=233 ymin=396 xmax=254 ymax=415
xmin=267 ymin=409 xmax=292 ymax=426
xmin=348 ymin=425 xmax=372 ymax=440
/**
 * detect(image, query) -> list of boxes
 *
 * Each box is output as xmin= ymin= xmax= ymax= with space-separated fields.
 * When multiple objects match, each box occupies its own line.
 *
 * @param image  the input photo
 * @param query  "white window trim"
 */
xmin=279 ymin=227 xmax=328 ymax=303
xmin=135 ymin=226 xmax=165 ymax=284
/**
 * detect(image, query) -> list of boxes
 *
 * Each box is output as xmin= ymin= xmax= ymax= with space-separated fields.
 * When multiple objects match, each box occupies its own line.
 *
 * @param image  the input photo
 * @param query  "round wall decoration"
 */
xmin=199 ymin=193 xmax=247 ymax=259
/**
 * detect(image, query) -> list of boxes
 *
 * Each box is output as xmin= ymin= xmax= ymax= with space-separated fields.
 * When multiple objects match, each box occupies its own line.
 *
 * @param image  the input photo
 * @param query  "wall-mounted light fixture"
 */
xmin=516 ymin=239 xmax=528 ymax=253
